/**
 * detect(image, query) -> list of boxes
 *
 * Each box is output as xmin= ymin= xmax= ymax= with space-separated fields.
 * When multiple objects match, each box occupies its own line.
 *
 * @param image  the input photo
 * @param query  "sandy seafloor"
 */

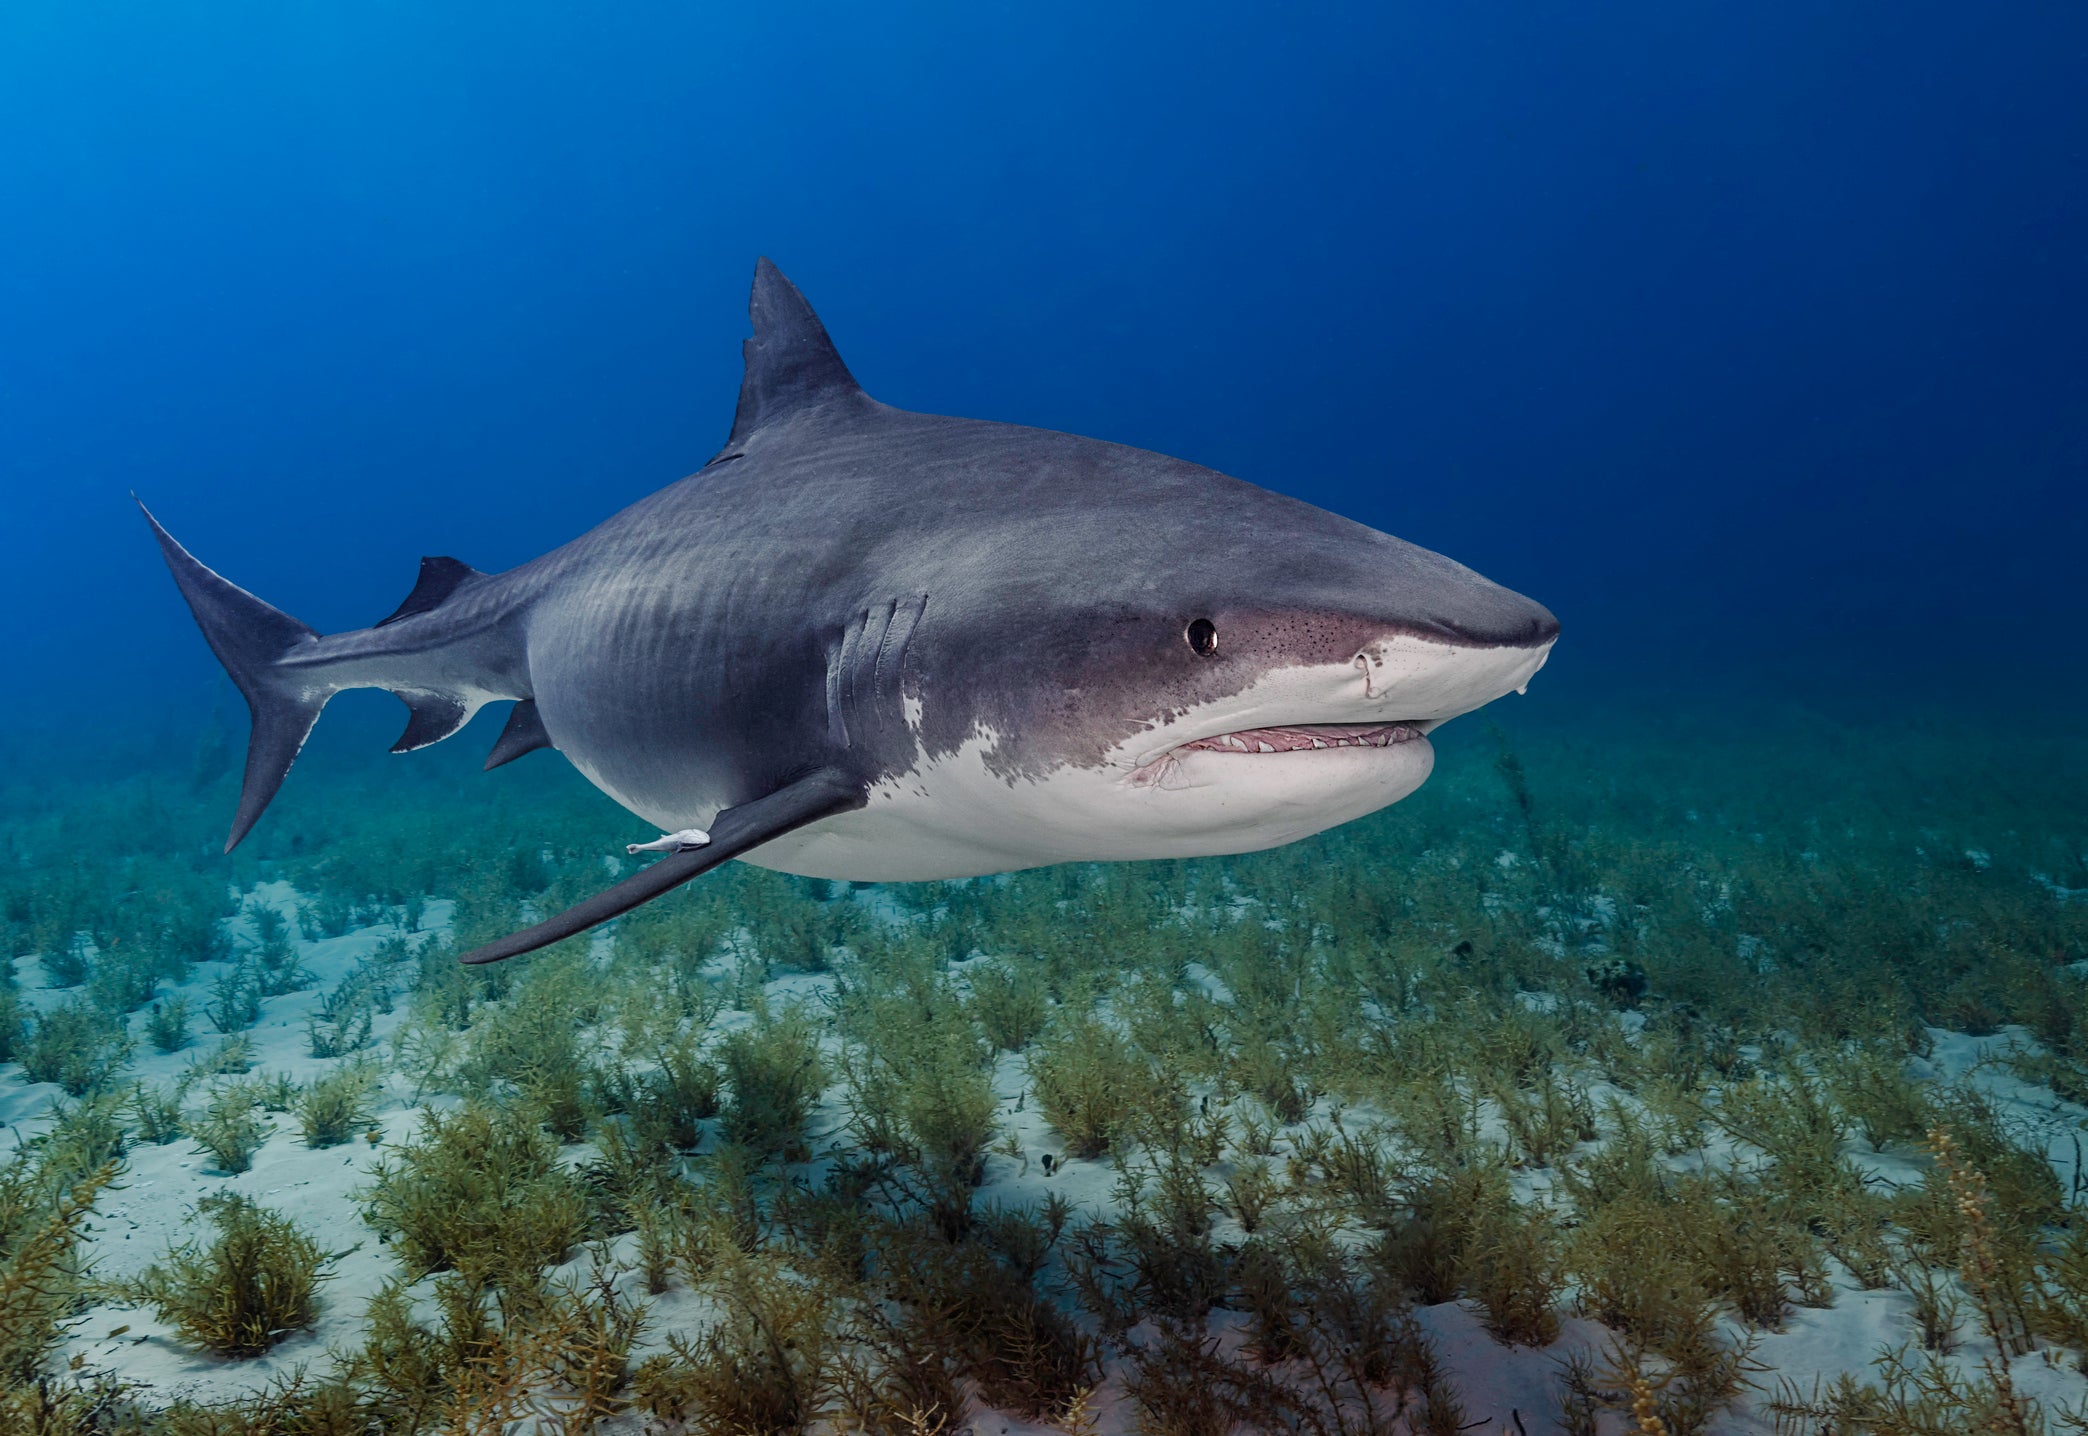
xmin=7 ymin=881 xmax=2088 ymax=1433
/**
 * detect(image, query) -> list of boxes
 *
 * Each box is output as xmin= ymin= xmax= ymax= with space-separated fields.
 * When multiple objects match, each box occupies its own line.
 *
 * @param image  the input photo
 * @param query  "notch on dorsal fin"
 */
xmin=484 ymin=698 xmax=555 ymax=770
xmin=378 ymin=556 xmax=482 ymax=627
xmin=390 ymin=690 xmax=472 ymax=754
xmin=725 ymin=258 xmax=866 ymax=448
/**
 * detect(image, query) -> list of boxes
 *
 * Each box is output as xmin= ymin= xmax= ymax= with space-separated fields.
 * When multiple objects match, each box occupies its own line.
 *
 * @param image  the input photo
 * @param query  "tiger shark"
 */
xmin=145 ymin=259 xmax=1558 ymax=965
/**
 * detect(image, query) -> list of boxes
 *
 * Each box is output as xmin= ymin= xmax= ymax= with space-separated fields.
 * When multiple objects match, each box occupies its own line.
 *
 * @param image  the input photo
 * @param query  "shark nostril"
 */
xmin=1353 ymin=650 xmax=1382 ymax=698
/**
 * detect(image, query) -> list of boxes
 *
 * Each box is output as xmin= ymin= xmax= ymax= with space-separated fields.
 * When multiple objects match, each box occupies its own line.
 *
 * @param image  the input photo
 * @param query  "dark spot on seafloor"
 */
xmin=1585 ymin=956 xmax=1648 ymax=1006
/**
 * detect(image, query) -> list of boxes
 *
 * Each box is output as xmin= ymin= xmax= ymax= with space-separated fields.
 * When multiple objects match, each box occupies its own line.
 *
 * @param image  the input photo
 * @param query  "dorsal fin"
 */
xmin=378 ymin=556 xmax=482 ymax=628
xmin=725 ymin=258 xmax=866 ymax=448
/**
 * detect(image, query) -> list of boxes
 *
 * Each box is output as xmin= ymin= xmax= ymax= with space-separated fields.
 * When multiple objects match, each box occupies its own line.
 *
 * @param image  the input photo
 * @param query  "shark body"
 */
xmin=147 ymin=260 xmax=1558 ymax=963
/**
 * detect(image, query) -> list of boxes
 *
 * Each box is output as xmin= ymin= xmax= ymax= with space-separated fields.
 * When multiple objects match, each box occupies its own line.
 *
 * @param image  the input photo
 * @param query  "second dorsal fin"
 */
xmin=378 ymin=556 xmax=482 ymax=627
xmin=725 ymin=258 xmax=866 ymax=448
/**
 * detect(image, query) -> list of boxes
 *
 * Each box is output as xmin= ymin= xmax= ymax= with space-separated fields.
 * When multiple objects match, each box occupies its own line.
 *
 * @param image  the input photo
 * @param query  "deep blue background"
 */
xmin=4 ymin=2 xmax=2084 ymax=731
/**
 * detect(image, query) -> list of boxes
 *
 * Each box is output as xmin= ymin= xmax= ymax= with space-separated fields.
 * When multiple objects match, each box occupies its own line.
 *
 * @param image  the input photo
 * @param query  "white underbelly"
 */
xmin=742 ymin=732 xmax=1435 ymax=881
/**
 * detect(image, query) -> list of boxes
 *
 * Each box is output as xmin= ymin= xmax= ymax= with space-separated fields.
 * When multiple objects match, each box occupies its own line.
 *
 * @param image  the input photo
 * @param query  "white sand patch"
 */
xmin=16 ymin=885 xmax=452 ymax=1406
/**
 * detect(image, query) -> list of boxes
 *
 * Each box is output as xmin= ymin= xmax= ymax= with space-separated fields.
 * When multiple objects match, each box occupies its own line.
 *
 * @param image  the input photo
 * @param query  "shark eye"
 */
xmin=1185 ymin=618 xmax=1219 ymax=657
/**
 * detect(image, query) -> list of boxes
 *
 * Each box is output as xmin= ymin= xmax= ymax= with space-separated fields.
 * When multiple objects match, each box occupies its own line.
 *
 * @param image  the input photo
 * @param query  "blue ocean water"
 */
xmin=4 ymin=2 xmax=2082 ymax=727
xmin=5 ymin=7 xmax=2088 ymax=1430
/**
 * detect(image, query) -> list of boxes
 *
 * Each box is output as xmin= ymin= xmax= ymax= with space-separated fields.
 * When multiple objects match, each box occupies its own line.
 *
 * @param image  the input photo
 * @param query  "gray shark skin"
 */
xmin=146 ymin=259 xmax=1559 ymax=965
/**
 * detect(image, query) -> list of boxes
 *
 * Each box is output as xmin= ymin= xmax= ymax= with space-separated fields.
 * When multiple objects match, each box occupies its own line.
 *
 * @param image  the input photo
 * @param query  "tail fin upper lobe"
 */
xmin=140 ymin=499 xmax=330 ymax=853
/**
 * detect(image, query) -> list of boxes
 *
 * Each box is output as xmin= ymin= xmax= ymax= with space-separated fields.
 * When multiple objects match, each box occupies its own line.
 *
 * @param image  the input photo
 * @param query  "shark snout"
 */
xmin=1349 ymin=580 xmax=1557 ymax=720
xmin=1391 ymin=576 xmax=1559 ymax=652
xmin=1350 ymin=626 xmax=1553 ymax=726
xmin=1483 ymin=593 xmax=1560 ymax=650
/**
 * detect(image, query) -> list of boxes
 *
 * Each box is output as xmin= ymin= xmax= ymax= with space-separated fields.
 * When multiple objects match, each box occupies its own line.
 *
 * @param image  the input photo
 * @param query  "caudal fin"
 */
xmin=139 ymin=500 xmax=330 ymax=853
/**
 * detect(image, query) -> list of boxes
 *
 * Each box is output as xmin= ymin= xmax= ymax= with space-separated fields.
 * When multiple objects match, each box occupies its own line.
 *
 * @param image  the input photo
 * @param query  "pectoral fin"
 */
xmin=457 ymin=767 xmax=866 ymax=965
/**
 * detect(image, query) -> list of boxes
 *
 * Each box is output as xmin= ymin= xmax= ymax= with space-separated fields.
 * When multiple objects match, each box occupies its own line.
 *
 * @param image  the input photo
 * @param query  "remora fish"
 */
xmin=145 ymin=260 xmax=1559 ymax=965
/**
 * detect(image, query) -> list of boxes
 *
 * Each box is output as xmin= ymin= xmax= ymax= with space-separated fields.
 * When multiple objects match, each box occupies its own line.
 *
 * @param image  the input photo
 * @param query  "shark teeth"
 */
xmin=1181 ymin=723 xmax=1422 ymax=755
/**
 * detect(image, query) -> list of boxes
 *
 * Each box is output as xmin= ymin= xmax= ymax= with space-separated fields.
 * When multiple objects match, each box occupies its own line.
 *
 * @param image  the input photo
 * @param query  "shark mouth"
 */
xmin=1180 ymin=722 xmax=1426 ymax=754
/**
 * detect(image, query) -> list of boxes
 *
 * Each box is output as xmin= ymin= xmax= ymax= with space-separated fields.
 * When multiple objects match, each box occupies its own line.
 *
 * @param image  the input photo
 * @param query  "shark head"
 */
xmin=879 ymin=450 xmax=1550 ymax=874
xmin=748 ymin=353 xmax=1559 ymax=879
xmin=1057 ymin=467 xmax=1557 ymax=796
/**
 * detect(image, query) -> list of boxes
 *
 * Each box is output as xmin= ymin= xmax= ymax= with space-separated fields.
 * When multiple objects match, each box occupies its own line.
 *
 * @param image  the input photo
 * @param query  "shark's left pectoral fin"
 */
xmin=457 ymin=767 xmax=866 ymax=966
